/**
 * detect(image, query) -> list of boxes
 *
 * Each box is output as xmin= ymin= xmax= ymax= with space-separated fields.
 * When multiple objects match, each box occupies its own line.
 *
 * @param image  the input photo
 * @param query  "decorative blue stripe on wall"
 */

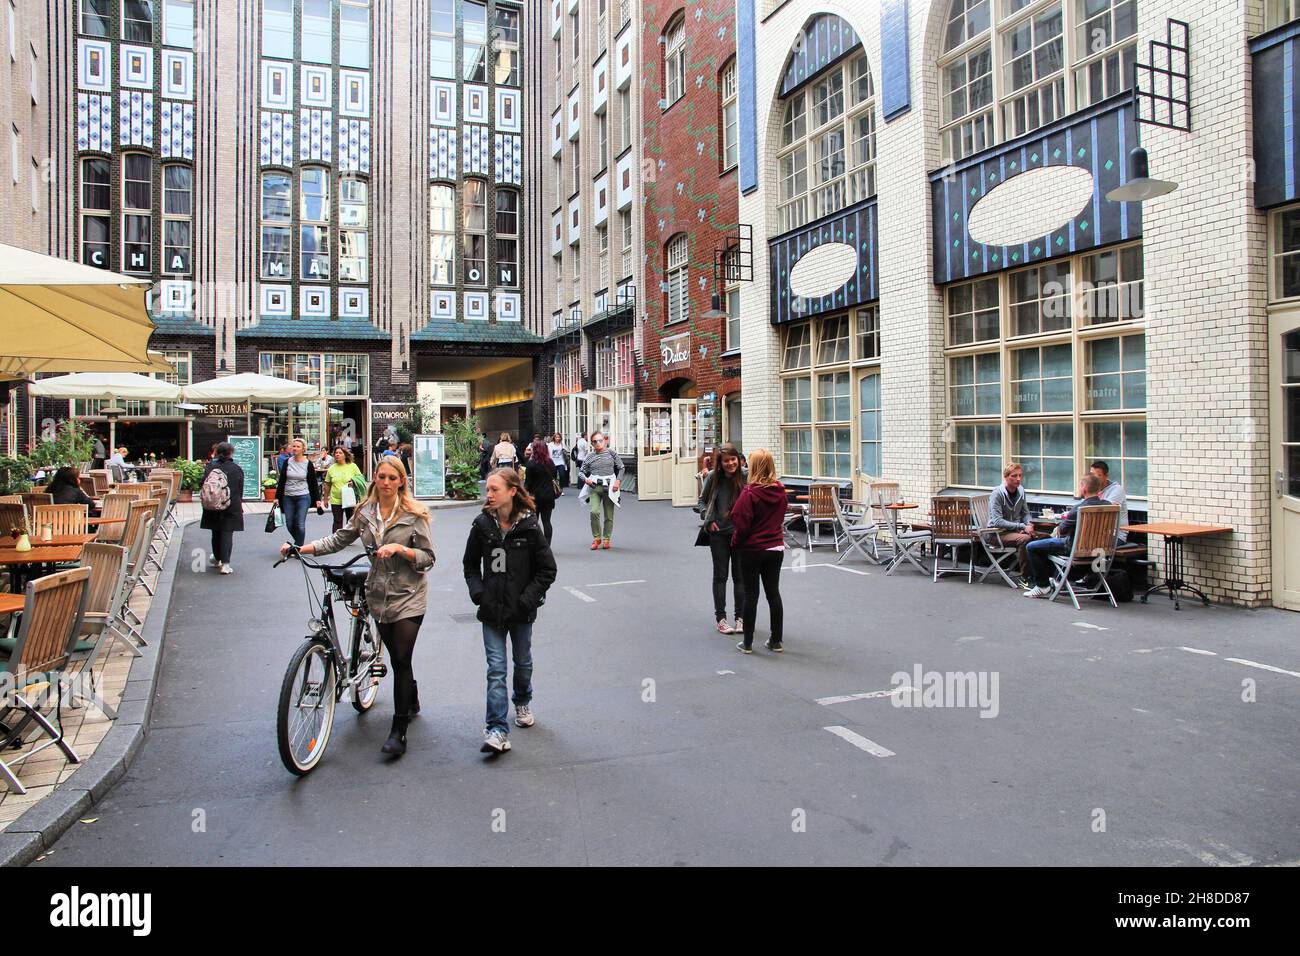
xmin=780 ymin=15 xmax=860 ymax=98
xmin=928 ymin=96 xmax=1142 ymax=285
xmin=738 ymin=0 xmax=759 ymax=195
xmin=768 ymin=200 xmax=879 ymax=325
xmin=880 ymin=0 xmax=911 ymax=121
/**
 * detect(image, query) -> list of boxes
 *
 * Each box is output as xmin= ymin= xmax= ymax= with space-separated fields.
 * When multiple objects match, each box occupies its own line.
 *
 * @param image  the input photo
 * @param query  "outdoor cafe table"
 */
xmin=0 ymin=593 xmax=24 ymax=616
xmin=1121 ymin=522 xmax=1234 ymax=611
xmin=0 ymin=544 xmax=85 ymax=592
xmin=86 ymin=516 xmax=125 ymax=528
xmin=879 ymin=503 xmax=926 ymax=575
xmin=0 ymin=533 xmax=95 ymax=548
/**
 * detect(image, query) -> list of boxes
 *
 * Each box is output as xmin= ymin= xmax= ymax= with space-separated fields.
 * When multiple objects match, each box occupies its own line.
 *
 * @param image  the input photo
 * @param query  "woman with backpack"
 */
xmin=697 ymin=443 xmax=747 ymax=635
xmin=728 ymin=448 xmax=788 ymax=654
xmin=462 ymin=467 xmax=557 ymax=755
xmin=523 ymin=439 xmax=559 ymax=544
xmin=200 ymin=442 xmax=245 ymax=576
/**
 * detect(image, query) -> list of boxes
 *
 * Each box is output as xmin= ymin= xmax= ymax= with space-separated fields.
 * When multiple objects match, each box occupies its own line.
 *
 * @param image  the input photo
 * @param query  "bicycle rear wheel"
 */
xmin=276 ymin=639 xmax=338 ymax=775
xmin=350 ymin=615 xmax=384 ymax=713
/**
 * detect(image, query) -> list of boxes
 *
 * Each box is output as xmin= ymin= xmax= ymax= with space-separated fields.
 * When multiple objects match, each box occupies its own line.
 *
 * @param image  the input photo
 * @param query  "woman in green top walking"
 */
xmin=323 ymin=446 xmax=365 ymax=532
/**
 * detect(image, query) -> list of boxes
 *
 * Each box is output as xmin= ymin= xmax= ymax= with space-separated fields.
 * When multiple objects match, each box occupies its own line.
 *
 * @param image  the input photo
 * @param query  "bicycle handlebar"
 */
xmin=274 ymin=544 xmax=375 ymax=570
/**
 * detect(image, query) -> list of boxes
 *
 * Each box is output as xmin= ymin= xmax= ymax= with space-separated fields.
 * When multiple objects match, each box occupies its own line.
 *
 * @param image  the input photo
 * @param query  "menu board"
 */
xmin=226 ymin=435 xmax=262 ymax=500
xmin=697 ymin=393 xmax=718 ymax=452
xmin=412 ymin=434 xmax=446 ymax=499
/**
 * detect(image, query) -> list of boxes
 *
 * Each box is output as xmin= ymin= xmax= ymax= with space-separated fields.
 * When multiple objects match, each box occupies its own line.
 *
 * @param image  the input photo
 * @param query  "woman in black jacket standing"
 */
xmin=463 ymin=467 xmax=557 ymax=754
xmin=522 ymin=438 xmax=558 ymax=544
xmin=275 ymin=438 xmax=323 ymax=548
xmin=199 ymin=442 xmax=245 ymax=575
xmin=697 ymin=443 xmax=747 ymax=634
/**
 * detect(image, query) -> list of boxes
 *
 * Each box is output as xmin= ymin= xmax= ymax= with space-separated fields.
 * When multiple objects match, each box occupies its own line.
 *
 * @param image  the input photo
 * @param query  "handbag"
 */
xmin=340 ymin=481 xmax=358 ymax=510
xmin=264 ymin=502 xmax=281 ymax=533
xmin=552 ymin=478 xmax=563 ymax=497
xmin=694 ymin=525 xmax=711 ymax=547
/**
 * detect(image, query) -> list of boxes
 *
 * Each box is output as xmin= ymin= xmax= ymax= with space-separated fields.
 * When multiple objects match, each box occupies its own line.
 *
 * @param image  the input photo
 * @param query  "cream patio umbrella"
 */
xmin=0 ymin=243 xmax=161 ymax=377
xmin=182 ymin=372 xmax=319 ymax=434
xmin=28 ymin=372 xmax=182 ymax=452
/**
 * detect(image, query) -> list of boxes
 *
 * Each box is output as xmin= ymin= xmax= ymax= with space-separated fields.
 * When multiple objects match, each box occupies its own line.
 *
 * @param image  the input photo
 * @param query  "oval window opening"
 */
xmin=968 ymin=165 xmax=1096 ymax=247
xmin=789 ymin=241 xmax=858 ymax=299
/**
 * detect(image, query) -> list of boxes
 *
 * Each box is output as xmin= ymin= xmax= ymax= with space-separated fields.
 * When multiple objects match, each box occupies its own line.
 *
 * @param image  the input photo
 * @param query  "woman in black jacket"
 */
xmin=462 ymin=467 xmax=557 ymax=755
xmin=697 ymin=443 xmax=747 ymax=635
xmin=44 ymin=466 xmax=98 ymax=514
xmin=522 ymin=439 xmax=558 ymax=543
xmin=274 ymin=438 xmax=323 ymax=548
xmin=199 ymin=442 xmax=245 ymax=575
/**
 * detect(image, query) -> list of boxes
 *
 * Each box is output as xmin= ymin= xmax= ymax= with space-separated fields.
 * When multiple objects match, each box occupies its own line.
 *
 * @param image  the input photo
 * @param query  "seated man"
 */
xmin=1023 ymin=473 xmax=1108 ymax=599
xmin=1090 ymin=460 xmax=1129 ymax=544
xmin=987 ymin=462 xmax=1039 ymax=586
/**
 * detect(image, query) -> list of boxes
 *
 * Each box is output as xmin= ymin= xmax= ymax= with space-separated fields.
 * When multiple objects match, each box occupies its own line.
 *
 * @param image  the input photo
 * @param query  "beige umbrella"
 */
xmin=0 ymin=242 xmax=159 ymax=376
xmin=29 ymin=372 xmax=182 ymax=451
xmin=183 ymin=372 xmax=318 ymax=433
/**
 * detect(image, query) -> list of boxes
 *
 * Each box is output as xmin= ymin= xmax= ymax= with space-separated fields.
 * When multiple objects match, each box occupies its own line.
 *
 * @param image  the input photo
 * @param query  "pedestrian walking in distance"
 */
xmin=580 ymin=431 xmax=623 ymax=550
xmin=571 ymin=432 xmax=590 ymax=487
xmin=285 ymin=457 xmax=435 ymax=757
xmin=547 ymin=432 xmax=569 ymax=492
xmin=463 ymin=468 xmax=557 ymax=755
xmin=697 ymin=442 xmax=747 ymax=635
xmin=523 ymin=438 xmax=559 ymax=544
xmin=199 ymin=442 xmax=245 ymax=575
xmin=275 ymin=438 xmax=324 ymax=548
xmin=728 ymin=448 xmax=787 ymax=654
xmin=323 ymin=446 xmax=365 ymax=533
xmin=492 ymin=432 xmax=519 ymax=471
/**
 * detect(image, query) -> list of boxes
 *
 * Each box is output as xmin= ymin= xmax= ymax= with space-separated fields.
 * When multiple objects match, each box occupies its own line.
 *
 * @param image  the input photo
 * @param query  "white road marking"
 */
xmin=586 ymin=579 xmax=646 ymax=587
xmin=1179 ymin=646 xmax=1218 ymax=656
xmin=1132 ymin=707 xmax=1150 ymax=713
xmin=1071 ymin=621 xmax=1108 ymax=631
xmin=823 ymin=725 xmax=895 ymax=757
xmin=803 ymin=563 xmax=869 ymax=574
xmin=1131 ymin=649 xmax=1155 ymax=654
xmin=816 ymin=686 xmax=911 ymax=706
xmin=716 ymin=670 xmax=734 ymax=676
xmin=1224 ymin=657 xmax=1300 ymax=679
xmin=956 ymin=635 xmax=985 ymax=643
xmin=562 ymin=586 xmax=595 ymax=603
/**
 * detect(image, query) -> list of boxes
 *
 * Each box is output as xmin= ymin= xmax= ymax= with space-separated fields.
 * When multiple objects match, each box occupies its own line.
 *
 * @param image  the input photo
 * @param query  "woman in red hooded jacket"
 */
xmin=728 ymin=448 xmax=788 ymax=654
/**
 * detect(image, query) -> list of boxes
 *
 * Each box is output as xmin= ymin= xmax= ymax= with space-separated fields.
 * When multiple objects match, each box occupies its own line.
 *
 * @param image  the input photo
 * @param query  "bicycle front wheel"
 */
xmin=276 ymin=639 xmax=338 ymax=775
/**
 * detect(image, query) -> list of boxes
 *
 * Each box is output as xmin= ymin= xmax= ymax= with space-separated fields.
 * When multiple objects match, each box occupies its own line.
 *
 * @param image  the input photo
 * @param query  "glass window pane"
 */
xmin=340 ymin=4 xmax=370 ymax=68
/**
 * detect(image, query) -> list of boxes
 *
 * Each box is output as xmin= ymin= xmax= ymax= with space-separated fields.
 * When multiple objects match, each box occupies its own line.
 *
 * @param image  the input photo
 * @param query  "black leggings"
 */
xmin=537 ymin=500 xmax=554 ymax=543
xmin=376 ymin=615 xmax=423 ymax=717
xmin=709 ymin=532 xmax=745 ymax=621
xmin=210 ymin=528 xmax=233 ymax=564
xmin=740 ymin=550 xmax=783 ymax=646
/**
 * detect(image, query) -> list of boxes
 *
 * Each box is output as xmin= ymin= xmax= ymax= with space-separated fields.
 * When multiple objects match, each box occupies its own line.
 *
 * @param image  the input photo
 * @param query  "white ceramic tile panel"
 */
xmin=593 ymin=54 xmax=609 ymax=114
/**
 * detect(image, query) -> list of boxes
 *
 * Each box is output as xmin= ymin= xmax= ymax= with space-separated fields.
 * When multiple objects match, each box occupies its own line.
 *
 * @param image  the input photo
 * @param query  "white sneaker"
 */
xmin=480 ymin=728 xmax=511 ymax=753
xmin=219 ymin=563 xmax=233 ymax=575
xmin=1022 ymin=585 xmax=1049 ymax=599
xmin=514 ymin=704 xmax=535 ymax=727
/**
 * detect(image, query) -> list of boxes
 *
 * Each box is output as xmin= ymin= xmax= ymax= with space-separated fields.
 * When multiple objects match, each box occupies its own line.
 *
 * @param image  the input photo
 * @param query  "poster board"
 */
xmin=226 ymin=435 xmax=263 ymax=501
xmin=412 ymin=433 xmax=446 ymax=499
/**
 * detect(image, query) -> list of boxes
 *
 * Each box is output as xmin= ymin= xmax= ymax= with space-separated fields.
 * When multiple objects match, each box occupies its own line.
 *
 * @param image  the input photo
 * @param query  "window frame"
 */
xmin=664 ymin=14 xmax=686 ymax=108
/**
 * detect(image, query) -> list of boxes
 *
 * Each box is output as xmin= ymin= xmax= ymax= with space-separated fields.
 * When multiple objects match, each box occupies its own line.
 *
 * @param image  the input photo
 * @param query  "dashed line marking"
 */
xmin=716 ymin=669 xmax=734 ymax=676
xmin=563 ymin=586 xmax=595 ymax=603
xmin=1071 ymin=621 xmax=1108 ymax=631
xmin=586 ymin=579 xmax=646 ymax=587
xmin=1224 ymin=657 xmax=1300 ymax=679
xmin=803 ymin=563 xmax=870 ymax=575
xmin=823 ymin=726 xmax=895 ymax=757
xmin=1179 ymin=646 xmax=1218 ymax=656
xmin=816 ymin=687 xmax=911 ymax=706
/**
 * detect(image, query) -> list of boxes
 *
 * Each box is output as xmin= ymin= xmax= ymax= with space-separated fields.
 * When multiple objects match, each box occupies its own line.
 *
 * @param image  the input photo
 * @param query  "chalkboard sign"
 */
xmin=412 ymin=434 xmax=445 ymax=499
xmin=226 ymin=435 xmax=262 ymax=500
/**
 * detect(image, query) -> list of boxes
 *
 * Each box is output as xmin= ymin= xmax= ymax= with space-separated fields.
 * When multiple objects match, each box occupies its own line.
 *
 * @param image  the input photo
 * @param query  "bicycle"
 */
xmin=272 ymin=544 xmax=386 ymax=775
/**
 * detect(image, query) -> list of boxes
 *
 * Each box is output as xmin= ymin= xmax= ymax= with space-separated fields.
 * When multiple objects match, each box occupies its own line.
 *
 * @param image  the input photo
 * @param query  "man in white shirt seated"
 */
xmin=1090 ymin=460 xmax=1128 ymax=544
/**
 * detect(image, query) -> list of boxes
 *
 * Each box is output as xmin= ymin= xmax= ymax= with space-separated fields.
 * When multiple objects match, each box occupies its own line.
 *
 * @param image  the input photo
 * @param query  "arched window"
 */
xmin=721 ymin=59 xmax=738 ymax=170
xmin=339 ymin=176 xmax=368 ymax=282
xmin=495 ymin=188 xmax=519 ymax=287
xmin=80 ymin=157 xmax=111 ymax=269
xmin=463 ymin=178 xmax=488 ymax=286
xmin=260 ymin=171 xmax=291 ymax=279
xmin=162 ymin=164 xmax=192 ymax=276
xmin=666 ymin=234 xmax=689 ymax=324
xmin=121 ymin=152 xmax=152 ymax=274
xmin=430 ymin=183 xmax=456 ymax=285
xmin=300 ymin=166 xmax=330 ymax=279
xmin=664 ymin=14 xmax=686 ymax=108
xmin=938 ymin=0 xmax=1136 ymax=164
xmin=775 ymin=52 xmax=876 ymax=234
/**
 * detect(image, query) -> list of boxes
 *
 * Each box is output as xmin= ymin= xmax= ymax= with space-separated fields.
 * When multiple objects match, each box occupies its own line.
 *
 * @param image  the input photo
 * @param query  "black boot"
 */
xmin=410 ymin=680 xmax=420 ymax=716
xmin=381 ymin=715 xmax=409 ymax=756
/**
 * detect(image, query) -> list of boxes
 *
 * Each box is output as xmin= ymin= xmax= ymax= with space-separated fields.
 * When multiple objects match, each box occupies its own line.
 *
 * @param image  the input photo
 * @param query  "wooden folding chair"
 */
xmin=68 ymin=542 xmax=134 ymax=719
xmin=805 ymin=484 xmax=839 ymax=550
xmin=95 ymin=492 xmax=133 ymax=543
xmin=969 ymin=493 xmax=1020 ymax=588
xmin=118 ymin=510 xmax=155 ymax=640
xmin=31 ymin=504 xmax=88 ymax=537
xmin=0 ymin=495 xmax=22 ymax=505
xmin=0 ymin=567 xmax=91 ymax=794
xmin=1047 ymin=505 xmax=1121 ymax=609
xmin=112 ymin=484 xmax=151 ymax=501
xmin=930 ymin=496 xmax=977 ymax=582
xmin=0 ymin=502 xmax=28 ymax=537
xmin=20 ymin=492 xmax=52 ymax=512
xmin=79 ymin=475 xmax=97 ymax=498
xmin=89 ymin=470 xmax=111 ymax=497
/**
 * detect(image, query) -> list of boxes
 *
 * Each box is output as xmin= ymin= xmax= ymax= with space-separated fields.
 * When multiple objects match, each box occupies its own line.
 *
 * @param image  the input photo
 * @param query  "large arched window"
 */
xmin=495 ymin=187 xmax=519 ymax=287
xmin=80 ymin=157 xmax=111 ymax=269
xmin=300 ymin=166 xmax=330 ymax=279
xmin=430 ymin=183 xmax=456 ymax=285
xmin=721 ymin=58 xmax=738 ymax=170
xmin=260 ymin=171 xmax=291 ymax=279
xmin=938 ymin=0 xmax=1136 ymax=164
xmin=775 ymin=52 xmax=876 ymax=234
xmin=463 ymin=178 xmax=488 ymax=286
xmin=666 ymin=234 xmax=689 ymax=325
xmin=339 ymin=175 xmax=368 ymax=282
xmin=162 ymin=163 xmax=192 ymax=276
xmin=121 ymin=152 xmax=152 ymax=274
xmin=663 ymin=13 xmax=686 ymax=108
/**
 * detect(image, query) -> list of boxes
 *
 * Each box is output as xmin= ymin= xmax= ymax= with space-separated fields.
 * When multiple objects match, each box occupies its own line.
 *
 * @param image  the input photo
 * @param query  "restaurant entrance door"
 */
xmin=1270 ymin=311 xmax=1300 ymax=610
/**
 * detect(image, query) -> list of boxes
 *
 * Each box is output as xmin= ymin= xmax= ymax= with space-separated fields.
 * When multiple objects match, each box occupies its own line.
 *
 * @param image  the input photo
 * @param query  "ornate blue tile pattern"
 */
xmin=77 ymin=93 xmax=113 ymax=151
xmin=430 ymin=127 xmax=458 ymax=179
xmin=768 ymin=199 xmax=878 ymax=326
xmin=299 ymin=108 xmax=332 ymax=163
xmin=928 ymin=95 xmax=1142 ymax=285
xmin=494 ymin=132 xmax=522 ymax=185
xmin=463 ymin=124 xmax=490 ymax=175
xmin=1250 ymin=22 xmax=1300 ymax=208
xmin=880 ymin=0 xmax=911 ymax=121
xmin=160 ymin=102 xmax=194 ymax=160
xmin=779 ymin=14 xmax=860 ymax=98
xmin=118 ymin=91 xmax=154 ymax=148
xmin=338 ymin=119 xmax=370 ymax=173
xmin=260 ymin=111 xmax=295 ymax=166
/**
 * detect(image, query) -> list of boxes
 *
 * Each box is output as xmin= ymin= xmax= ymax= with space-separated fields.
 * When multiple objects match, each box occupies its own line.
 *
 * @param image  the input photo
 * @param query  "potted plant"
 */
xmin=173 ymin=458 xmax=205 ymax=503
xmin=262 ymin=475 xmax=279 ymax=501
xmin=0 ymin=456 xmax=33 ymax=497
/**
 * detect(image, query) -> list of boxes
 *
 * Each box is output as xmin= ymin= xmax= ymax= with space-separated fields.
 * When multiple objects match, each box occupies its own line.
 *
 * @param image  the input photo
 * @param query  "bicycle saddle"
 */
xmin=324 ymin=563 xmax=370 ymax=592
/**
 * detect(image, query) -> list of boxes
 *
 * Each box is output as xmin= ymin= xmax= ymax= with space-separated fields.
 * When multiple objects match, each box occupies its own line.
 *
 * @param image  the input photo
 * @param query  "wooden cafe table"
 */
xmin=0 ymin=593 xmax=24 ymax=616
xmin=1121 ymin=522 xmax=1234 ymax=610
xmin=0 ymin=543 xmax=86 ymax=592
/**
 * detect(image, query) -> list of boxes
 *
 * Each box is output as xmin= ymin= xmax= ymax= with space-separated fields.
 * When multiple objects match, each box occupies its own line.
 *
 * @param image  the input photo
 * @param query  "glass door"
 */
xmin=637 ymin=403 xmax=672 ymax=500
xmin=671 ymin=397 xmax=698 ymax=506
xmin=855 ymin=368 xmax=882 ymax=500
xmin=1271 ymin=314 xmax=1300 ymax=610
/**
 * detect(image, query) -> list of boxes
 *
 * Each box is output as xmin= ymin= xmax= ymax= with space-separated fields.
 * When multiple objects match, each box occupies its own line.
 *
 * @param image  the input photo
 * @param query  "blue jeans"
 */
xmin=1025 ymin=537 xmax=1071 ymax=587
xmin=282 ymin=494 xmax=310 ymax=547
xmin=482 ymin=622 xmax=533 ymax=734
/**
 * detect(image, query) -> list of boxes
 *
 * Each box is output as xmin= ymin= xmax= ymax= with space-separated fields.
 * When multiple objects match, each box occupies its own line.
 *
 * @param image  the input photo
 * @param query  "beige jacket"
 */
xmin=309 ymin=500 xmax=435 ymax=623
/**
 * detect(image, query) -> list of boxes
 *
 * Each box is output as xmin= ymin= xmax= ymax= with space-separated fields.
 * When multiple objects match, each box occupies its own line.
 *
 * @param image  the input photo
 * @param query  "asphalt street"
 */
xmin=33 ymin=491 xmax=1300 ymax=866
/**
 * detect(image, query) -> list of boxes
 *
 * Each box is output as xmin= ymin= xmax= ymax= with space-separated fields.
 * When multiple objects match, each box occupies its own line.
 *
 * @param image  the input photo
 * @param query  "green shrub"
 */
xmin=441 ymin=414 xmax=483 ymax=500
xmin=0 ymin=456 xmax=33 ymax=496
xmin=172 ymin=458 xmax=206 ymax=491
xmin=29 ymin=419 xmax=96 ymax=472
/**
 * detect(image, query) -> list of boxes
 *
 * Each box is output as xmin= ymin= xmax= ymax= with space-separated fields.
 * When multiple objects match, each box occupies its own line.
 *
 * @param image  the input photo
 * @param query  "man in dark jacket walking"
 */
xmin=463 ymin=468 xmax=558 ymax=754
xmin=200 ymin=442 xmax=245 ymax=575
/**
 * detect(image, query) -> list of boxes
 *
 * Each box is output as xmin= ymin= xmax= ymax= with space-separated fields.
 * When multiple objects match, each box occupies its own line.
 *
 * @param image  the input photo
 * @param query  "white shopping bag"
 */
xmin=341 ymin=483 xmax=358 ymax=509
